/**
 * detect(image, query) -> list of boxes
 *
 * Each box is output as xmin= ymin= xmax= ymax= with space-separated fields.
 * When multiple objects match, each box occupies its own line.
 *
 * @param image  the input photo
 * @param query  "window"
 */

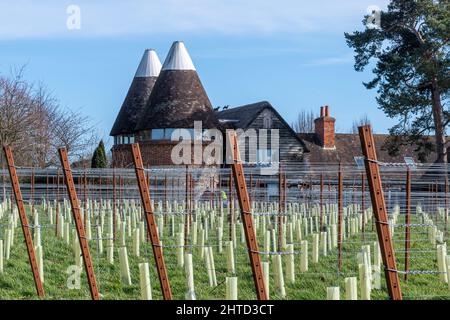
xmin=164 ymin=128 xmax=175 ymax=140
xmin=262 ymin=111 xmax=272 ymax=129
xmin=139 ymin=128 xmax=220 ymax=141
xmin=354 ymin=156 xmax=365 ymax=169
xmin=151 ymin=129 xmax=164 ymax=140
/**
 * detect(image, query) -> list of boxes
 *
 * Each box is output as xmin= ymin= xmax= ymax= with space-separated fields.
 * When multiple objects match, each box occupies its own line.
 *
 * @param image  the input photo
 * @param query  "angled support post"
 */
xmin=228 ymin=131 xmax=268 ymax=300
xmin=3 ymin=146 xmax=45 ymax=298
xmin=58 ymin=148 xmax=100 ymax=300
xmin=131 ymin=143 xmax=172 ymax=300
xmin=358 ymin=125 xmax=402 ymax=300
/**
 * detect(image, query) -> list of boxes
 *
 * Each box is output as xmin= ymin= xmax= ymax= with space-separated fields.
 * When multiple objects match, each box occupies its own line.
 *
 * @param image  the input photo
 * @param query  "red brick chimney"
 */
xmin=314 ymin=105 xmax=335 ymax=149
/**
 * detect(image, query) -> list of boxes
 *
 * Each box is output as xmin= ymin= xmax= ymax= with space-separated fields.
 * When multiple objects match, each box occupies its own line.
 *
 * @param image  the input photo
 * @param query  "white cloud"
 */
xmin=0 ymin=0 xmax=390 ymax=39
xmin=303 ymin=53 xmax=354 ymax=66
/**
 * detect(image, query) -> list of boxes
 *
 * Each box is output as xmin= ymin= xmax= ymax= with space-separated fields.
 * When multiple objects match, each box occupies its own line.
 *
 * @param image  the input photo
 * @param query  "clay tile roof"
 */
xmin=135 ymin=41 xmax=218 ymax=130
xmin=299 ymin=133 xmax=443 ymax=164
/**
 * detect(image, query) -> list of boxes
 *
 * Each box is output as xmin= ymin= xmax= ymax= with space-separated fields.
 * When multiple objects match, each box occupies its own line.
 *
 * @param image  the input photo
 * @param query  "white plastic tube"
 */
xmin=139 ymin=262 xmax=152 ymax=300
xmin=345 ymin=277 xmax=357 ymax=300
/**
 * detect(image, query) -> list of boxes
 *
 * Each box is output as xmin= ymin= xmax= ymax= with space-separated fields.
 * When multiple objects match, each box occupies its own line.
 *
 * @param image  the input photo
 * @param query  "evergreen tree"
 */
xmin=91 ymin=140 xmax=107 ymax=168
xmin=345 ymin=0 xmax=449 ymax=162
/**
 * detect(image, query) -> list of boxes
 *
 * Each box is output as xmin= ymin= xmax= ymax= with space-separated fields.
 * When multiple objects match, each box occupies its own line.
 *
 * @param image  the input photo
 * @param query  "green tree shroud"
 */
xmin=345 ymin=0 xmax=449 ymax=162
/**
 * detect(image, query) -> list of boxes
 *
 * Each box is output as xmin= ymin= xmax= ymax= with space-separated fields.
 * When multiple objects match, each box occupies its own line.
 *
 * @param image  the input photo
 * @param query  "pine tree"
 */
xmin=345 ymin=0 xmax=449 ymax=162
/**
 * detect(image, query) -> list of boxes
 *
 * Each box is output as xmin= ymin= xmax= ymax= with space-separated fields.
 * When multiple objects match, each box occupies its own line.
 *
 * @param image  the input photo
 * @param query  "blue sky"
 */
xmin=0 ymin=0 xmax=395 ymax=146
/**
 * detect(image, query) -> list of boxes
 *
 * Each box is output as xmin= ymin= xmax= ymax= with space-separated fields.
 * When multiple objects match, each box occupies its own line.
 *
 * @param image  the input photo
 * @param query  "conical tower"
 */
xmin=110 ymin=49 xmax=162 ymax=139
xmin=135 ymin=41 xmax=217 ymax=132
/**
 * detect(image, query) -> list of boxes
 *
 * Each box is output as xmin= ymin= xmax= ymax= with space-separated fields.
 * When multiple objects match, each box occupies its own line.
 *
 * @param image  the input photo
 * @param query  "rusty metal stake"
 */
xmin=131 ymin=143 xmax=172 ymax=300
xmin=58 ymin=148 xmax=100 ymax=300
xmin=358 ymin=125 xmax=402 ymax=300
xmin=3 ymin=146 xmax=45 ymax=298
xmin=228 ymin=131 xmax=267 ymax=300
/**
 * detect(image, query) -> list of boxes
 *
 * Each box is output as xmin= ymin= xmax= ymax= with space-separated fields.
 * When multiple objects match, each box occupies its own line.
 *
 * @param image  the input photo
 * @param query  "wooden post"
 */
xmin=358 ymin=125 xmax=402 ymax=300
xmin=278 ymin=166 xmax=283 ymax=251
xmin=113 ymin=170 xmax=117 ymax=241
xmin=249 ymin=173 xmax=253 ymax=204
xmin=184 ymin=171 xmax=191 ymax=246
xmin=3 ymin=146 xmax=45 ymax=298
xmin=185 ymin=166 xmax=189 ymax=247
xmin=320 ymin=174 xmax=324 ymax=229
xmin=56 ymin=169 xmax=60 ymax=236
xmin=164 ymin=174 xmax=167 ymax=212
xmin=284 ymin=172 xmax=287 ymax=218
xmin=83 ymin=168 xmax=88 ymax=230
xmin=361 ymin=173 xmax=365 ymax=240
xmin=445 ymin=176 xmax=448 ymax=238
xmin=228 ymin=131 xmax=267 ymax=300
xmin=435 ymin=180 xmax=439 ymax=225
xmin=131 ymin=143 xmax=172 ymax=300
xmin=31 ymin=169 xmax=35 ymax=212
xmin=338 ymin=163 xmax=343 ymax=272
xmin=58 ymin=148 xmax=100 ymax=300
xmin=229 ymin=170 xmax=234 ymax=241
xmin=404 ymin=168 xmax=411 ymax=281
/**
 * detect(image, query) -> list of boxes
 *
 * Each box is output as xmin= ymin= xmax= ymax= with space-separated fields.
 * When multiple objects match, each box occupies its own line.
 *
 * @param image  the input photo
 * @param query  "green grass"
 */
xmin=0 ymin=203 xmax=448 ymax=300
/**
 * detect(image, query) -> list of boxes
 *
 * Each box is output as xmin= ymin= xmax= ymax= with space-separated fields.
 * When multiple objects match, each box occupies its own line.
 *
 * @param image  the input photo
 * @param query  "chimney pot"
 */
xmin=325 ymin=105 xmax=329 ymax=117
xmin=320 ymin=106 xmax=325 ymax=117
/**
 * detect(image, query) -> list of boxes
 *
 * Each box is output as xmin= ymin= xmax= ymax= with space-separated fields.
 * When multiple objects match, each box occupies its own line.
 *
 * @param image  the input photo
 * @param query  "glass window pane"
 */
xmin=165 ymin=128 xmax=175 ymax=140
xmin=152 ymin=129 xmax=164 ymax=140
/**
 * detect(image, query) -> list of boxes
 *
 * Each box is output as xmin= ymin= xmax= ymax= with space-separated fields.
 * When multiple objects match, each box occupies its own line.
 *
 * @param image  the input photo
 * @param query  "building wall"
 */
xmin=112 ymin=141 xmax=178 ymax=167
xmin=112 ymin=140 xmax=220 ymax=167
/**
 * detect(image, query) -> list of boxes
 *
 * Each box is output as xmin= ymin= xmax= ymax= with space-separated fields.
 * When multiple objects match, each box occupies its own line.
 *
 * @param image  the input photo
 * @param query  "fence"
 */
xmin=0 ymin=135 xmax=449 ymax=300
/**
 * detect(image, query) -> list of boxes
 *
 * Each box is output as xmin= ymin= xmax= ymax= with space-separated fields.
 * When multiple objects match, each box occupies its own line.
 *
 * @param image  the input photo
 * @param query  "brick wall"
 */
xmin=112 ymin=140 xmax=217 ymax=167
xmin=314 ymin=105 xmax=335 ymax=149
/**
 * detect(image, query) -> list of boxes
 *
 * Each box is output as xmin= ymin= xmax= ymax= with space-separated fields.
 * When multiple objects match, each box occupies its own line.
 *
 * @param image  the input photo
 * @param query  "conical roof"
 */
xmin=110 ymin=49 xmax=162 ymax=136
xmin=135 ymin=41 xmax=218 ymax=131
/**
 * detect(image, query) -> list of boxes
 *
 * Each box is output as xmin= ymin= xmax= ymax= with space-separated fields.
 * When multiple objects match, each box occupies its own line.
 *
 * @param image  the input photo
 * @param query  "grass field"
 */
xmin=0 ymin=201 xmax=448 ymax=300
